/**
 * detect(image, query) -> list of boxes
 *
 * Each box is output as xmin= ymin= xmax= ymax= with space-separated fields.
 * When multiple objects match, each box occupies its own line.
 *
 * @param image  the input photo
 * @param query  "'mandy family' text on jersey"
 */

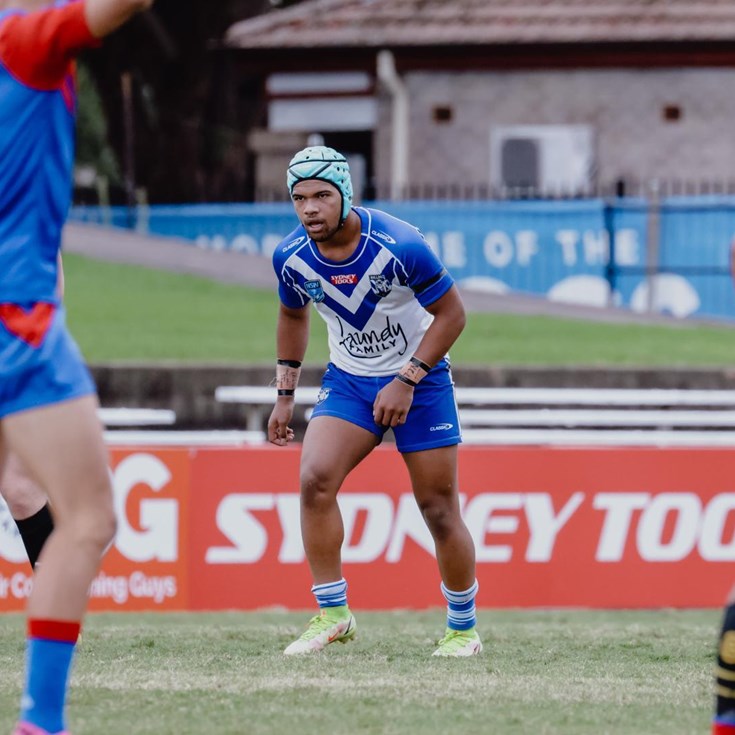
xmin=0 ymin=0 xmax=97 ymax=306
xmin=273 ymin=207 xmax=454 ymax=376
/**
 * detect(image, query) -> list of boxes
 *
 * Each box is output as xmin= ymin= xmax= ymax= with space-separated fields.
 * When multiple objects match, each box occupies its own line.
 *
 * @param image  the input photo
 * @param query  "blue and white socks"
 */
xmin=441 ymin=579 xmax=479 ymax=631
xmin=311 ymin=577 xmax=477 ymax=630
xmin=312 ymin=578 xmax=348 ymax=609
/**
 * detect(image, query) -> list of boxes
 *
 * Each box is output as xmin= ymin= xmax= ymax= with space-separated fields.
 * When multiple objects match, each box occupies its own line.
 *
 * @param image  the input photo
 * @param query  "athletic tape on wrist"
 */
xmin=409 ymin=356 xmax=431 ymax=373
xmin=276 ymin=360 xmax=302 ymax=391
xmin=398 ymin=356 xmax=430 ymax=385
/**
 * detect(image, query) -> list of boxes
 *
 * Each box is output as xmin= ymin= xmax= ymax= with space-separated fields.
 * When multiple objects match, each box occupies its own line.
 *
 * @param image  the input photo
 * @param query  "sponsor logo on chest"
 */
xmin=330 ymin=274 xmax=358 ymax=286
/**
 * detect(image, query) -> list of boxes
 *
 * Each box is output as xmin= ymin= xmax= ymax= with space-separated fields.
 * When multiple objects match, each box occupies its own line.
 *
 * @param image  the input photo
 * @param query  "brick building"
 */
xmin=225 ymin=0 xmax=735 ymax=200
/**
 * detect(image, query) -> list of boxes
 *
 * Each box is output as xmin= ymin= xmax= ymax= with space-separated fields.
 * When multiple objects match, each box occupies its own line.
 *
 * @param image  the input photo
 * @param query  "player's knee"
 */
xmin=61 ymin=478 xmax=117 ymax=552
xmin=418 ymin=498 xmax=455 ymax=541
xmin=300 ymin=466 xmax=338 ymax=509
xmin=1 ymin=485 xmax=46 ymax=519
xmin=70 ymin=505 xmax=117 ymax=553
xmin=97 ymin=502 xmax=118 ymax=549
xmin=0 ymin=461 xmax=47 ymax=518
xmin=93 ymin=490 xmax=117 ymax=549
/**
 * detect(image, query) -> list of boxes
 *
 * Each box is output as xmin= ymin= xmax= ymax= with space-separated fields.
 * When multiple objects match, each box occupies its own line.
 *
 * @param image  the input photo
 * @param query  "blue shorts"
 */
xmin=310 ymin=360 xmax=462 ymax=453
xmin=0 ymin=305 xmax=95 ymax=419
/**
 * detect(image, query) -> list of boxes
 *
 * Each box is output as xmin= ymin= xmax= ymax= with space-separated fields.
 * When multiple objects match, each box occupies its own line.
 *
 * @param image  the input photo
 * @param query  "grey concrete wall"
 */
xmin=375 ymin=68 xmax=735 ymax=187
xmin=92 ymin=362 xmax=735 ymax=432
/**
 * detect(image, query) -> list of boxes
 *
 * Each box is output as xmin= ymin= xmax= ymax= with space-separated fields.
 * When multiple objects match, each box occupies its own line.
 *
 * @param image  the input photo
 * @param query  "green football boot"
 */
xmin=283 ymin=606 xmax=356 ymax=655
xmin=432 ymin=627 xmax=483 ymax=657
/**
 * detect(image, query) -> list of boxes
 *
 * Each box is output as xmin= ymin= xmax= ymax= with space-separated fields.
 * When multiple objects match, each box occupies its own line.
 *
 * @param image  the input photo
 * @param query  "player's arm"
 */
xmin=410 ymin=284 xmax=466 ymax=368
xmin=268 ymin=303 xmax=310 ymax=446
xmin=373 ymin=286 xmax=466 ymax=428
xmin=0 ymin=0 xmax=154 ymax=89
xmin=83 ymin=0 xmax=155 ymax=39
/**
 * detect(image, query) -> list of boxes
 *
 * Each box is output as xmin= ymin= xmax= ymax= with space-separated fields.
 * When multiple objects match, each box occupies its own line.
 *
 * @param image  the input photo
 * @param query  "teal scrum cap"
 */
xmin=287 ymin=146 xmax=353 ymax=225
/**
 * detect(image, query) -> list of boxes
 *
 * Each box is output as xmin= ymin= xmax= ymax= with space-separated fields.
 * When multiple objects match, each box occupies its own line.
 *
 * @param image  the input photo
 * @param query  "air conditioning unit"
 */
xmin=490 ymin=125 xmax=596 ymax=193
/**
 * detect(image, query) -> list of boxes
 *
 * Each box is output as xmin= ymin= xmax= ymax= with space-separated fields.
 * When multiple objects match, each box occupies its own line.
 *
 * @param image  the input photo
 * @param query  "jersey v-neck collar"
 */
xmin=307 ymin=208 xmax=371 ymax=268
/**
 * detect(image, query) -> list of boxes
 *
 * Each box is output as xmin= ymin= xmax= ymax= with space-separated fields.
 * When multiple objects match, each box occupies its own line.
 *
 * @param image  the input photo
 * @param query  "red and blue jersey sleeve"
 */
xmin=0 ymin=1 xmax=98 ymax=90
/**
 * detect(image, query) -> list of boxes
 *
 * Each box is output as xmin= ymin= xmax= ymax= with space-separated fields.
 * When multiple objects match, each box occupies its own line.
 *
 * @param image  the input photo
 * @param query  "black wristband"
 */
xmin=277 ymin=359 xmax=302 ymax=368
xmin=395 ymin=374 xmax=417 ymax=387
xmin=409 ymin=356 xmax=431 ymax=372
xmin=277 ymin=389 xmax=295 ymax=396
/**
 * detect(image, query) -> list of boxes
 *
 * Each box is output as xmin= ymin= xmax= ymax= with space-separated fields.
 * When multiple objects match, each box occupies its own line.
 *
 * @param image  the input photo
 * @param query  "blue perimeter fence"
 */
xmin=70 ymin=197 xmax=735 ymax=322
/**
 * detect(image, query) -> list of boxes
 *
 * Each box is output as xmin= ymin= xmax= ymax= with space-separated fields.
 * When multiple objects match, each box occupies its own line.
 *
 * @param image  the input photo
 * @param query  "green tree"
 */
xmin=75 ymin=62 xmax=121 ymax=190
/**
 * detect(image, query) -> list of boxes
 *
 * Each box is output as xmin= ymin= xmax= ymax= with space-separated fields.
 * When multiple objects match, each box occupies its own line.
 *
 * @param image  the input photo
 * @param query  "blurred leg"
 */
xmin=3 ymin=395 xmax=116 ymax=734
xmin=3 ymin=395 xmax=115 ymax=618
xmin=1 ymin=453 xmax=54 ymax=569
xmin=1 ymin=453 xmax=47 ymax=519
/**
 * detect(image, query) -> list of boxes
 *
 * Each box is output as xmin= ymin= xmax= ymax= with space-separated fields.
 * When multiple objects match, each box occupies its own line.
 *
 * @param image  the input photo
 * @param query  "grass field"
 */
xmin=0 ymin=609 xmax=719 ymax=734
xmin=44 ymin=253 xmax=725 ymax=735
xmin=63 ymin=254 xmax=735 ymax=366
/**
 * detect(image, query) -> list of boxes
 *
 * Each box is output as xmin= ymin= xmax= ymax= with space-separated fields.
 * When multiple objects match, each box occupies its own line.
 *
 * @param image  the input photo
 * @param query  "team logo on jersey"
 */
xmin=304 ymin=279 xmax=325 ymax=302
xmin=330 ymin=274 xmax=357 ymax=286
xmin=369 ymin=274 xmax=392 ymax=298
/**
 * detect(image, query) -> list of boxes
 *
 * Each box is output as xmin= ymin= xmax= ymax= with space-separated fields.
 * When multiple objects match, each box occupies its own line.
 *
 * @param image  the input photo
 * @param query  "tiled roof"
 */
xmin=226 ymin=0 xmax=735 ymax=48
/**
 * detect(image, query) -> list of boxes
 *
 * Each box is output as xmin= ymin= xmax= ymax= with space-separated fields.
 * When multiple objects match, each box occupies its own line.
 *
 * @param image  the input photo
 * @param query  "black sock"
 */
xmin=716 ymin=603 xmax=735 ymax=721
xmin=14 ymin=503 xmax=54 ymax=569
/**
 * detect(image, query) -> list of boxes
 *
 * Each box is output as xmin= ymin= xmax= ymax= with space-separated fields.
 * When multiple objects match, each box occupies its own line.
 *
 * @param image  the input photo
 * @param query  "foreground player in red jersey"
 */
xmin=1 ymin=258 xmax=66 ymax=571
xmin=0 ymin=1 xmax=154 ymax=733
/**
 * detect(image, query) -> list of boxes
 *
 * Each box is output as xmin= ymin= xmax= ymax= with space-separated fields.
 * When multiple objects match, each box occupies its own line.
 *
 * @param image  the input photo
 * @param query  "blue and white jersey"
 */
xmin=273 ymin=207 xmax=454 ymax=377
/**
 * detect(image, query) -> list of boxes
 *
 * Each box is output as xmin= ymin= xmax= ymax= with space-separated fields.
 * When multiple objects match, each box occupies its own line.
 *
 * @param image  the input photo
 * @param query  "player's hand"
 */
xmin=373 ymin=378 xmax=414 ymax=428
xmin=267 ymin=399 xmax=295 ymax=446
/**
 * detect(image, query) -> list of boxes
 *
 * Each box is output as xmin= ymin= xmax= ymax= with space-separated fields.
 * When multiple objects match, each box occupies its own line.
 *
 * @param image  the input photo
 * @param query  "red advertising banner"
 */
xmin=187 ymin=446 xmax=735 ymax=610
xmin=1 ymin=444 xmax=734 ymax=611
xmin=0 ymin=449 xmax=192 ymax=612
xmin=88 ymin=449 xmax=192 ymax=612
xmin=458 ymin=446 xmax=735 ymax=608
